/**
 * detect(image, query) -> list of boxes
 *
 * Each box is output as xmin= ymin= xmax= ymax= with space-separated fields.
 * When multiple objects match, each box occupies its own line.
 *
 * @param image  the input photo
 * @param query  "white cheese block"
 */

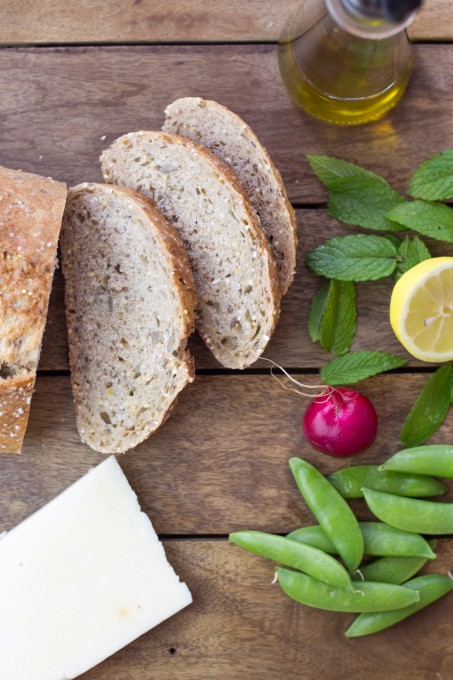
xmin=0 ymin=456 xmax=192 ymax=680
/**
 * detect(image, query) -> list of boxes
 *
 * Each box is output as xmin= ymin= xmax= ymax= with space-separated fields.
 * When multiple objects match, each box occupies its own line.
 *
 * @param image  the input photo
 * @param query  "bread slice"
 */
xmin=60 ymin=183 xmax=197 ymax=454
xmin=0 ymin=166 xmax=66 ymax=454
xmin=163 ymin=97 xmax=297 ymax=295
xmin=101 ymin=131 xmax=280 ymax=370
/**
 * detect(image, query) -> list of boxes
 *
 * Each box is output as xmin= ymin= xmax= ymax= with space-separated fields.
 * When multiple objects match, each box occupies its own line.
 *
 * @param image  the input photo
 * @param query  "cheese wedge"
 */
xmin=0 ymin=456 xmax=192 ymax=679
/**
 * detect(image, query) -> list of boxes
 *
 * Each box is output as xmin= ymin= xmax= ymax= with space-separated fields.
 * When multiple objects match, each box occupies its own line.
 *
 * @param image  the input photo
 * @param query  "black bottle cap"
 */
xmin=346 ymin=0 xmax=422 ymax=23
xmin=381 ymin=0 xmax=422 ymax=22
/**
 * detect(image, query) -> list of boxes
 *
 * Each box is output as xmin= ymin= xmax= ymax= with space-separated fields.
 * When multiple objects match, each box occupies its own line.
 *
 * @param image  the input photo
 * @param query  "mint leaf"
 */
xmin=327 ymin=177 xmax=405 ymax=232
xmin=388 ymin=200 xmax=453 ymax=242
xmin=409 ymin=149 xmax=453 ymax=201
xmin=306 ymin=234 xmax=398 ymax=281
xmin=400 ymin=363 xmax=452 ymax=447
xmin=308 ymin=281 xmax=330 ymax=343
xmin=384 ymin=234 xmax=402 ymax=249
xmin=319 ymin=280 xmax=356 ymax=355
xmin=395 ymin=236 xmax=431 ymax=279
xmin=321 ymin=351 xmax=407 ymax=386
xmin=307 ymin=155 xmax=388 ymax=190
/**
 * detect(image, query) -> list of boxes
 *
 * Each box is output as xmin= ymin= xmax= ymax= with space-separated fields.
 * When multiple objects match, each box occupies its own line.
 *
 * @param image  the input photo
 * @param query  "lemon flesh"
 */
xmin=390 ymin=257 xmax=453 ymax=363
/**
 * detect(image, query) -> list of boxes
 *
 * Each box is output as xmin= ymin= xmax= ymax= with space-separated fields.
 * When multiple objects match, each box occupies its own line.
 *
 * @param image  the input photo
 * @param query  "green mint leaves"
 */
xmin=309 ymin=152 xmax=453 ymax=243
xmin=388 ymin=201 xmax=453 ymax=242
xmin=395 ymin=236 xmax=431 ymax=279
xmin=321 ymin=351 xmax=407 ymax=386
xmin=307 ymin=155 xmax=388 ymax=189
xmin=400 ymin=364 xmax=453 ymax=447
xmin=307 ymin=234 xmax=398 ymax=281
xmin=328 ymin=177 xmax=404 ymax=232
xmin=308 ymin=155 xmax=404 ymax=232
xmin=305 ymin=152 xmax=453 ymax=448
xmin=309 ymin=280 xmax=356 ymax=355
xmin=408 ymin=149 xmax=453 ymax=201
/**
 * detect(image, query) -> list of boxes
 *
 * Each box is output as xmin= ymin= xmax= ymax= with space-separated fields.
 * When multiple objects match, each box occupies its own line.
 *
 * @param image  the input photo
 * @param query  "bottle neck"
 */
xmin=326 ymin=0 xmax=416 ymax=38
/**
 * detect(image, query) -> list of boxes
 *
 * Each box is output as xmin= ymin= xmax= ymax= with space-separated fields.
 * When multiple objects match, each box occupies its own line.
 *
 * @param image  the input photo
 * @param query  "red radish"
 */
xmin=302 ymin=388 xmax=378 ymax=458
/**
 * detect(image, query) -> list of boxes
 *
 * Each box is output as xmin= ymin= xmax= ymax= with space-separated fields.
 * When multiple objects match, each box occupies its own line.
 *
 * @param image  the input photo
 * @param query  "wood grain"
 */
xmin=0 ymin=0 xmax=449 ymax=43
xmin=75 ymin=538 xmax=453 ymax=680
xmin=0 ymin=45 xmax=452 ymax=206
xmin=39 ymin=210 xmax=453 ymax=371
xmin=1 ymin=373 xmax=450 ymax=534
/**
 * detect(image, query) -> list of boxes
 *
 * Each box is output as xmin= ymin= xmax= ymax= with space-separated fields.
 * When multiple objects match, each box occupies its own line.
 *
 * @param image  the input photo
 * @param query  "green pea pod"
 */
xmin=289 ymin=458 xmax=364 ymax=572
xmin=345 ymin=574 xmax=453 ymax=637
xmin=277 ymin=568 xmax=420 ymax=613
xmin=328 ymin=465 xmax=446 ymax=499
xmin=363 ymin=488 xmax=453 ymax=535
xmin=229 ymin=531 xmax=353 ymax=590
xmin=288 ymin=522 xmax=435 ymax=559
xmin=352 ymin=554 xmax=432 ymax=585
xmin=380 ymin=445 xmax=453 ymax=478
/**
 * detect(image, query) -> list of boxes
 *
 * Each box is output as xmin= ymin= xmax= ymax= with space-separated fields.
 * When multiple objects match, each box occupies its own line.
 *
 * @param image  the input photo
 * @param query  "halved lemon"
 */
xmin=390 ymin=256 xmax=453 ymax=363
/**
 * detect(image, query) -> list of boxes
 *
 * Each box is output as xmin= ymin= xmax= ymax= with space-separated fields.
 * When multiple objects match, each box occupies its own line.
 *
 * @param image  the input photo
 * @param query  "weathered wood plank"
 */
xmin=2 ymin=373 xmax=451 ymax=534
xmin=0 ymin=45 xmax=451 ymax=206
xmin=76 ymin=538 xmax=453 ymax=680
xmin=0 ymin=0 xmax=449 ymax=43
xmin=39 ymin=210 xmax=453 ymax=371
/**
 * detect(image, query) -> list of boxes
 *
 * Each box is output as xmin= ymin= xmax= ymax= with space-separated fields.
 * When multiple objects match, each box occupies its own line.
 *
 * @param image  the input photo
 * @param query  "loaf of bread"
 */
xmin=101 ymin=131 xmax=280 ymax=370
xmin=60 ymin=183 xmax=197 ymax=454
xmin=0 ymin=166 xmax=66 ymax=453
xmin=163 ymin=97 xmax=297 ymax=295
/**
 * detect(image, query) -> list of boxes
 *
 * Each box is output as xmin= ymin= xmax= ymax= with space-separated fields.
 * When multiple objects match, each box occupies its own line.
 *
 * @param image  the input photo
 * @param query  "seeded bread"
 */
xmin=0 ymin=166 xmax=66 ymax=454
xmin=163 ymin=97 xmax=297 ymax=295
xmin=60 ymin=183 xmax=197 ymax=454
xmin=101 ymin=131 xmax=280 ymax=370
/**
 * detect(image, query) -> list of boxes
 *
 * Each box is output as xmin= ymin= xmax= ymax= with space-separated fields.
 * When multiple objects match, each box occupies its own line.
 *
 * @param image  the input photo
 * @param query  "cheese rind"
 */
xmin=0 ymin=456 xmax=192 ymax=680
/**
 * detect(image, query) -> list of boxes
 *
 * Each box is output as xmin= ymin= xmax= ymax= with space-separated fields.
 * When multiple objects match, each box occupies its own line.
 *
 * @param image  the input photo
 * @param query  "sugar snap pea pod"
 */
xmin=289 ymin=458 xmax=364 ymax=572
xmin=288 ymin=522 xmax=435 ymax=558
xmin=345 ymin=574 xmax=453 ymax=637
xmin=328 ymin=465 xmax=446 ymax=499
xmin=229 ymin=531 xmax=352 ymax=590
xmin=352 ymin=555 xmax=431 ymax=585
xmin=277 ymin=568 xmax=420 ymax=613
xmin=380 ymin=445 xmax=453 ymax=478
xmin=363 ymin=488 xmax=453 ymax=535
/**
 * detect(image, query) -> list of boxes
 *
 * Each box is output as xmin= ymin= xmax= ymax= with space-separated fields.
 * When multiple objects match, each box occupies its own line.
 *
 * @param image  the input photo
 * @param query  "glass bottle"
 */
xmin=278 ymin=0 xmax=422 ymax=125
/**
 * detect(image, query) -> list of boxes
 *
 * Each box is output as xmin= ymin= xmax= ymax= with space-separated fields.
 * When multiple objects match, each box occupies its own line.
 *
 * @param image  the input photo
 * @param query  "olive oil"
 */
xmin=278 ymin=0 xmax=419 ymax=126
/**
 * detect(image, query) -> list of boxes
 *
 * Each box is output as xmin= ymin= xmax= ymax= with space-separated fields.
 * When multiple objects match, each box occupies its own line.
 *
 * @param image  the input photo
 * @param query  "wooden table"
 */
xmin=1 ymin=1 xmax=453 ymax=678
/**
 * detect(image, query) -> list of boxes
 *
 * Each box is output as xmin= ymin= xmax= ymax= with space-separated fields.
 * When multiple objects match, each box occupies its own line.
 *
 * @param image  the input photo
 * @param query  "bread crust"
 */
xmin=101 ymin=131 xmax=281 ymax=369
xmin=61 ymin=183 xmax=197 ymax=453
xmin=0 ymin=166 xmax=66 ymax=454
xmin=163 ymin=97 xmax=297 ymax=295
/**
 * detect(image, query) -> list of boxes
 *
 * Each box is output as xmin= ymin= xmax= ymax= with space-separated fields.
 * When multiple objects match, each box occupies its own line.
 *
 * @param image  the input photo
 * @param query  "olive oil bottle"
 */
xmin=279 ymin=0 xmax=421 ymax=125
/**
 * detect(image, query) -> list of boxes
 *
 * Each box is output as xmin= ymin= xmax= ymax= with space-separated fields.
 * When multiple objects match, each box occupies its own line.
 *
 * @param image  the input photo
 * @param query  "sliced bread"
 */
xmin=0 ymin=166 xmax=67 ymax=454
xmin=163 ymin=97 xmax=297 ymax=295
xmin=60 ymin=183 xmax=197 ymax=454
xmin=101 ymin=131 xmax=280 ymax=370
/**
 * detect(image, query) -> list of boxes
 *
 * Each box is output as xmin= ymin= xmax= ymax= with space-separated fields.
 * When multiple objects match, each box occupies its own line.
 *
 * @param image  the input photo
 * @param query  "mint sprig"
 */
xmin=307 ymin=155 xmax=388 ymax=189
xmin=395 ymin=236 xmax=431 ymax=279
xmin=409 ymin=149 xmax=453 ymax=201
xmin=400 ymin=364 xmax=452 ymax=447
xmin=388 ymin=201 xmax=453 ymax=242
xmin=308 ymin=281 xmax=329 ymax=343
xmin=308 ymin=280 xmax=356 ymax=355
xmin=305 ymin=152 xmax=453 ymax=448
xmin=306 ymin=234 xmax=398 ymax=281
xmin=321 ymin=351 xmax=407 ymax=386
xmin=328 ymin=176 xmax=404 ymax=232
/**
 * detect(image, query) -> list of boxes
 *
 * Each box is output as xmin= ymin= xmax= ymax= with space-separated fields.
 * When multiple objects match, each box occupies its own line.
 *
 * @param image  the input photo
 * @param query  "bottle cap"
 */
xmin=346 ymin=0 xmax=422 ymax=23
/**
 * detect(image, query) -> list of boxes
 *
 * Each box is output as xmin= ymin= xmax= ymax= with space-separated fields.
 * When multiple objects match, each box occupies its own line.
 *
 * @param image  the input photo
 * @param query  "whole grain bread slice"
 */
xmin=0 ymin=166 xmax=67 ymax=454
xmin=163 ymin=97 xmax=297 ymax=295
xmin=60 ymin=183 xmax=197 ymax=454
xmin=101 ymin=131 xmax=280 ymax=370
